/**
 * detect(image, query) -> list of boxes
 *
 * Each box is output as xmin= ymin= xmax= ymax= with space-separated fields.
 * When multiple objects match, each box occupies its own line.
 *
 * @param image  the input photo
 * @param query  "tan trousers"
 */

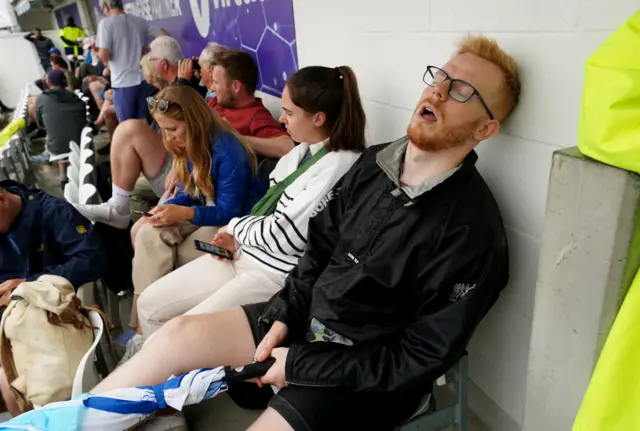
xmin=132 ymin=222 xmax=219 ymax=294
xmin=130 ymin=222 xmax=218 ymax=328
xmin=137 ymin=254 xmax=287 ymax=335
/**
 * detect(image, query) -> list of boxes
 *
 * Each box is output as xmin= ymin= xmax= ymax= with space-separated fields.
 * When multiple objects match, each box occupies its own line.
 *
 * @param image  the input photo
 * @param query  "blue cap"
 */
xmin=48 ymin=47 xmax=61 ymax=54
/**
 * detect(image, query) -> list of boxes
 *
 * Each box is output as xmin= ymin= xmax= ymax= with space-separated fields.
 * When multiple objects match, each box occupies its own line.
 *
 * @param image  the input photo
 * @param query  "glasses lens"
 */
xmin=158 ymin=100 xmax=170 ymax=112
xmin=424 ymin=67 xmax=446 ymax=86
xmin=449 ymin=80 xmax=475 ymax=102
xmin=146 ymin=97 xmax=156 ymax=111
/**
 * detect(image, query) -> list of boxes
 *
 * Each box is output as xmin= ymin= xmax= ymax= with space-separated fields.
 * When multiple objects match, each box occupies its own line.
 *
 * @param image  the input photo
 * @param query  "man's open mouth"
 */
xmin=420 ymin=106 xmax=437 ymax=122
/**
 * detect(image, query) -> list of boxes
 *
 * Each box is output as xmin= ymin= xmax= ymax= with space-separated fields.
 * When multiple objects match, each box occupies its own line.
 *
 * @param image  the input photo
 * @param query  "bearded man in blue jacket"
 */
xmin=0 ymin=180 xmax=107 ymax=296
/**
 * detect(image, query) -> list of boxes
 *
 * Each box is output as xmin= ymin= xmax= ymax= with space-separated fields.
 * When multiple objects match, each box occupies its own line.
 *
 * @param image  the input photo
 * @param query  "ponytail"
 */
xmin=287 ymin=65 xmax=366 ymax=152
xmin=330 ymin=65 xmax=366 ymax=152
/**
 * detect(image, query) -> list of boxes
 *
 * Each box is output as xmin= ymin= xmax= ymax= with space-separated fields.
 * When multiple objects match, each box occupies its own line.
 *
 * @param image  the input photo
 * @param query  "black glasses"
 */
xmin=146 ymin=97 xmax=171 ymax=113
xmin=422 ymin=66 xmax=494 ymax=120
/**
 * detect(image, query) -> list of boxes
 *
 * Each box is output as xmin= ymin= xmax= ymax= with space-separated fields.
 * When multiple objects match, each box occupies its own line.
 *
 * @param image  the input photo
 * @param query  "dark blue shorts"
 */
xmin=112 ymin=82 xmax=157 ymax=122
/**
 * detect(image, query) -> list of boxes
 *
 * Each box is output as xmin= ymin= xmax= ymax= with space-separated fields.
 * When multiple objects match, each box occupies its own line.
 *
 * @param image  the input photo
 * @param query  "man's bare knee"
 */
xmin=112 ymin=119 xmax=149 ymax=147
xmin=248 ymin=407 xmax=294 ymax=431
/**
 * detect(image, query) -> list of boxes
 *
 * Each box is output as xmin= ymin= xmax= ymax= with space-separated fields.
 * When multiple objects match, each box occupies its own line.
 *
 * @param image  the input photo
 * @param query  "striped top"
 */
xmin=227 ymin=139 xmax=361 ymax=274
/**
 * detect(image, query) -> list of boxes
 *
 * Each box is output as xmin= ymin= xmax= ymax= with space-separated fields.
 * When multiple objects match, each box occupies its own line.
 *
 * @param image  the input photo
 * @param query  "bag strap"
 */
xmin=80 ymin=303 xmax=118 ymax=362
xmin=251 ymin=146 xmax=329 ymax=216
xmin=0 ymin=302 xmax=33 ymax=413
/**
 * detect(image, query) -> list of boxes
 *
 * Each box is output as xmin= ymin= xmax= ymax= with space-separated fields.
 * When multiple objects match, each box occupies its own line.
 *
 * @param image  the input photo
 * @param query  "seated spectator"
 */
xmin=0 ymin=180 xmax=106 ymax=415
xmin=29 ymin=70 xmax=87 ymax=186
xmin=73 ymin=40 xmax=219 ymax=229
xmin=148 ymin=35 xmax=207 ymax=98
xmin=129 ymin=85 xmax=262 ymax=321
xmin=136 ymin=65 xmax=366 ymax=335
xmin=51 ymin=55 xmax=80 ymax=91
xmin=197 ymin=42 xmax=227 ymax=101
xmin=34 ymin=48 xmax=63 ymax=92
xmin=93 ymin=35 xmax=520 ymax=431
xmin=207 ymin=50 xmax=294 ymax=158
xmin=23 ymin=28 xmax=54 ymax=73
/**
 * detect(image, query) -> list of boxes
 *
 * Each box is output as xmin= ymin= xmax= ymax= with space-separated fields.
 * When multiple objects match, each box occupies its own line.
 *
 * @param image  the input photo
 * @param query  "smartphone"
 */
xmin=194 ymin=239 xmax=234 ymax=260
xmin=133 ymin=210 xmax=153 ymax=217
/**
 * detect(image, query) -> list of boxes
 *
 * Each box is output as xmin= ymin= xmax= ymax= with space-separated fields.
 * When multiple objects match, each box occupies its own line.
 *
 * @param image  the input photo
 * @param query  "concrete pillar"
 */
xmin=522 ymin=147 xmax=640 ymax=431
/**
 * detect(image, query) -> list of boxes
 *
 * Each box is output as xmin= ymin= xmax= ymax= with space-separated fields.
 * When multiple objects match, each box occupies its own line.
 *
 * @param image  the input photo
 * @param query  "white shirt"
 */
xmin=228 ymin=140 xmax=361 ymax=274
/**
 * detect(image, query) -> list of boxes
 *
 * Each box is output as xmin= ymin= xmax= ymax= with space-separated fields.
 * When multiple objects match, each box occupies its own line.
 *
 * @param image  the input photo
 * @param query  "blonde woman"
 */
xmin=129 ymin=84 xmax=264 ymax=322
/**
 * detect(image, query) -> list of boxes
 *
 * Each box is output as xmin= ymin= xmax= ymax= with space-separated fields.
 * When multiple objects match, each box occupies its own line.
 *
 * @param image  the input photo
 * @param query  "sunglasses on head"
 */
xmin=146 ymin=97 xmax=172 ymax=113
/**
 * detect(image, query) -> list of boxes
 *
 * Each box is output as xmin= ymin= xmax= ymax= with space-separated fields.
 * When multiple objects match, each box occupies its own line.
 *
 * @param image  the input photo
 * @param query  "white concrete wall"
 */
xmin=291 ymin=1 xmax=639 ymax=430
xmin=0 ymin=30 xmax=65 ymax=104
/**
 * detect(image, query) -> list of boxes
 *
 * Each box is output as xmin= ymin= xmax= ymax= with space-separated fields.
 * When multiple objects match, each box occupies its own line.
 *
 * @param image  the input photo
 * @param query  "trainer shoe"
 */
xmin=29 ymin=150 xmax=51 ymax=163
xmin=74 ymin=200 xmax=131 ymax=229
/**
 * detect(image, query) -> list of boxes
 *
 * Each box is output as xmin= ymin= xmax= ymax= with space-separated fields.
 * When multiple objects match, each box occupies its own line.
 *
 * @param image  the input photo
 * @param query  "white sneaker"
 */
xmin=118 ymin=333 xmax=146 ymax=366
xmin=140 ymin=412 xmax=188 ymax=431
xmin=75 ymin=200 xmax=130 ymax=229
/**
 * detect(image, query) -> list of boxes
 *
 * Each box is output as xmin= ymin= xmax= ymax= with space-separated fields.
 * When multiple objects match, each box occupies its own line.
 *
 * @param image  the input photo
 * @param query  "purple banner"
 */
xmin=55 ymin=3 xmax=82 ymax=30
xmin=92 ymin=0 xmax=298 ymax=97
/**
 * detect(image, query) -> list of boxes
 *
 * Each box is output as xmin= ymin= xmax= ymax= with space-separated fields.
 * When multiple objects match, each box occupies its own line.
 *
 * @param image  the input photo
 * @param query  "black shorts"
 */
xmin=237 ymin=302 xmax=423 ymax=431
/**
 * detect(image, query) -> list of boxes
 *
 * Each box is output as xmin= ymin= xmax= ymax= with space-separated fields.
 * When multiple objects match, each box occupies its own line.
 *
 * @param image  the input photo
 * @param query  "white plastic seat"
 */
xmin=71 ymin=310 xmax=106 ymax=397
xmin=70 ymin=140 xmax=81 ymax=157
xmin=66 ymin=164 xmax=80 ymax=187
xmin=69 ymin=152 xmax=81 ymax=169
xmin=49 ymin=152 xmax=70 ymax=163
xmin=80 ymin=138 xmax=93 ymax=154
xmin=79 ymin=183 xmax=98 ymax=204
xmin=79 ymin=163 xmax=94 ymax=185
xmin=81 ymin=148 xmax=94 ymax=163
xmin=64 ymin=182 xmax=79 ymax=204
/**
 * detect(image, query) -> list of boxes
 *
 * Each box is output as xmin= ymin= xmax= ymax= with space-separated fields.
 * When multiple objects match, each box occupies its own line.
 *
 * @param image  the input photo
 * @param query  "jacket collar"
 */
xmin=2 ymin=181 xmax=38 ymax=256
xmin=377 ymin=137 xmax=471 ymax=200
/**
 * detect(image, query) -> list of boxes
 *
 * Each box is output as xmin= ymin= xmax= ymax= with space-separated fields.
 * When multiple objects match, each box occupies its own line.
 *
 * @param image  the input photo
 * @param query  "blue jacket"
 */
xmin=164 ymin=131 xmax=265 ymax=226
xmin=0 ymin=181 xmax=107 ymax=288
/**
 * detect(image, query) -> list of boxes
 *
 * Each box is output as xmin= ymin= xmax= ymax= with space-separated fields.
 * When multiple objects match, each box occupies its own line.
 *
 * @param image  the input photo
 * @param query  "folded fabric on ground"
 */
xmin=0 ymin=367 xmax=227 ymax=431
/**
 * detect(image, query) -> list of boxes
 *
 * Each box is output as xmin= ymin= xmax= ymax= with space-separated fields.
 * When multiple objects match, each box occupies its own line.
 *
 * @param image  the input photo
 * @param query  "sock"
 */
xmin=111 ymin=185 xmax=132 ymax=215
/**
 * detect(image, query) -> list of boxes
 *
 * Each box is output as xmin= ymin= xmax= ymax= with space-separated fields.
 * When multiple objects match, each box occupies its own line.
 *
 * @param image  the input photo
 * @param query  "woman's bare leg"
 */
xmin=249 ymin=407 xmax=294 ymax=431
xmin=92 ymin=307 xmax=256 ymax=393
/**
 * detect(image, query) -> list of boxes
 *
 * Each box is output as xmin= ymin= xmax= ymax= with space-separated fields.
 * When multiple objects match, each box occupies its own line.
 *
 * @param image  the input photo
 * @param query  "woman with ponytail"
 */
xmin=136 ymin=65 xmax=367 ymax=335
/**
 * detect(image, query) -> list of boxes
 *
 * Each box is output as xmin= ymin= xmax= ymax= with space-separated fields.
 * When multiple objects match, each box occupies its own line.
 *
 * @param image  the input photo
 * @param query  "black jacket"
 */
xmin=261 ymin=142 xmax=509 ymax=395
xmin=24 ymin=34 xmax=54 ymax=60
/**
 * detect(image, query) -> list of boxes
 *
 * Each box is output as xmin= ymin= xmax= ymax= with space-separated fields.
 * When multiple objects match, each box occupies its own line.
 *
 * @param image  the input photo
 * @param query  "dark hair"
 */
xmin=212 ymin=50 xmax=259 ymax=94
xmin=51 ymin=56 xmax=68 ymax=70
xmin=34 ymin=27 xmax=41 ymax=32
xmin=287 ymin=66 xmax=366 ymax=152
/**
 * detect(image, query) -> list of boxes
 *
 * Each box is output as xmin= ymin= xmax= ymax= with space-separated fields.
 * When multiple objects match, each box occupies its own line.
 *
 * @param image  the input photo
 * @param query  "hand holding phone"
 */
xmin=194 ymin=240 xmax=234 ymax=260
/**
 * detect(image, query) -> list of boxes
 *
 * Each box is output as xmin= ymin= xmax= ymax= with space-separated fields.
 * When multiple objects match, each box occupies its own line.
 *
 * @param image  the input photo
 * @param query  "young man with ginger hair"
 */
xmin=91 ymin=35 xmax=520 ymax=431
